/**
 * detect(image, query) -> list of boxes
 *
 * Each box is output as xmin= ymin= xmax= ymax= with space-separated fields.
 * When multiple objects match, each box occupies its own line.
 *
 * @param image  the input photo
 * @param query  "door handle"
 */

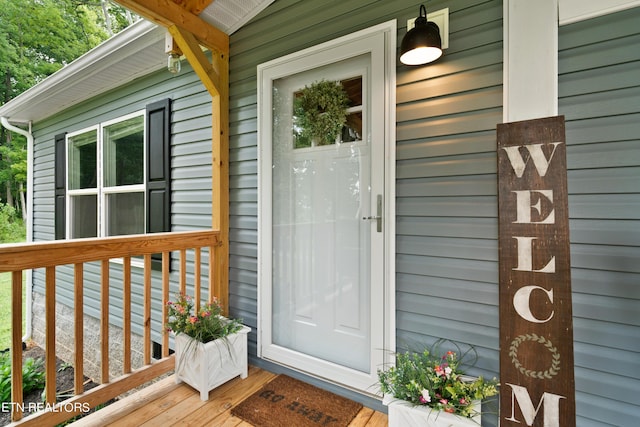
xmin=362 ymin=195 xmax=383 ymax=232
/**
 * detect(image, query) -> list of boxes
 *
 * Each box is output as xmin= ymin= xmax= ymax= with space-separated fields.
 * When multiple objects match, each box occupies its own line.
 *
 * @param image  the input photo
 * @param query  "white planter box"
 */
xmin=174 ymin=325 xmax=251 ymax=400
xmin=383 ymin=395 xmax=481 ymax=427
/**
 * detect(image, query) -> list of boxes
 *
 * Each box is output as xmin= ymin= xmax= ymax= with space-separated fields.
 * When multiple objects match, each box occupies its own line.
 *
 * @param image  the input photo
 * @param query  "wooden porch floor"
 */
xmin=70 ymin=366 xmax=388 ymax=426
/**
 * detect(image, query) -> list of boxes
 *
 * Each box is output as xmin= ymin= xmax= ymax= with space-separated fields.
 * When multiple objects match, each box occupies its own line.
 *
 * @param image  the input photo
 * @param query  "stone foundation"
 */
xmin=31 ymin=292 xmax=146 ymax=383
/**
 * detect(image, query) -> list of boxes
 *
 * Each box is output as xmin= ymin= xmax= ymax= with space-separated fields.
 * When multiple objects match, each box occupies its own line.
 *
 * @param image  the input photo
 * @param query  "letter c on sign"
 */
xmin=513 ymin=285 xmax=554 ymax=323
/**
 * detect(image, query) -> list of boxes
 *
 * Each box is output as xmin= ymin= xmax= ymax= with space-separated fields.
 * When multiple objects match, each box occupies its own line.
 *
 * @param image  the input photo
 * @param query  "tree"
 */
xmin=0 ymin=0 xmax=138 ymax=219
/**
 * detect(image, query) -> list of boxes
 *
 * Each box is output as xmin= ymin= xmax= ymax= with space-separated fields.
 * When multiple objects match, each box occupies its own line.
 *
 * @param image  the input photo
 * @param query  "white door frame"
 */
xmin=257 ymin=20 xmax=396 ymax=395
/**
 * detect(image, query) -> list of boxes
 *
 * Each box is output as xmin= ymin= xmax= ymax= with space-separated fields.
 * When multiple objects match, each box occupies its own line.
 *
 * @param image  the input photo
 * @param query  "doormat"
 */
xmin=231 ymin=374 xmax=363 ymax=427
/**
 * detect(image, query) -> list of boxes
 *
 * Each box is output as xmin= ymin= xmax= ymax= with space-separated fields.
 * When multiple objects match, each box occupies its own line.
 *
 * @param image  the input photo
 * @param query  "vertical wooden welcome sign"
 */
xmin=497 ymin=116 xmax=576 ymax=426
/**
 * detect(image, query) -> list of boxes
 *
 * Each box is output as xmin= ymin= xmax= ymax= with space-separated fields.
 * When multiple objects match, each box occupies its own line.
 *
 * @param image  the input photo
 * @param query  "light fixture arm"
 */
xmin=416 ymin=5 xmax=427 ymax=26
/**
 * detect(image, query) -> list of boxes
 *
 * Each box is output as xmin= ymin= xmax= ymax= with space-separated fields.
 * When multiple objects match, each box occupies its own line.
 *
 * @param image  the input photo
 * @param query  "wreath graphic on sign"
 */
xmin=509 ymin=333 xmax=561 ymax=379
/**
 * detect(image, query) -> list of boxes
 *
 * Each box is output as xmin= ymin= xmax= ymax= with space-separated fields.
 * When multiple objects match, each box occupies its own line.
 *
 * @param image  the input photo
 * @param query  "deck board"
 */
xmin=71 ymin=366 xmax=387 ymax=426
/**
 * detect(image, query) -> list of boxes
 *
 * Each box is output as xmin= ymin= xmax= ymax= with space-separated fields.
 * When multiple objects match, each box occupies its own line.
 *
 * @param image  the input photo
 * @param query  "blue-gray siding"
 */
xmin=559 ymin=7 xmax=640 ymax=426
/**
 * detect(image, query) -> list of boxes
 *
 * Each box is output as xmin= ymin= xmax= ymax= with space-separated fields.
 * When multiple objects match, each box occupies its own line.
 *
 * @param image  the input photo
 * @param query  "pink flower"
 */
xmin=440 ymin=399 xmax=448 ymax=405
xmin=420 ymin=389 xmax=431 ymax=403
xmin=459 ymin=398 xmax=468 ymax=405
xmin=189 ymin=316 xmax=197 ymax=324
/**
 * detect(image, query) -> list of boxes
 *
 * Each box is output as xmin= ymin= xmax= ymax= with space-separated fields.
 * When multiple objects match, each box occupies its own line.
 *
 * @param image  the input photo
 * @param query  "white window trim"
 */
xmin=65 ymin=110 xmax=146 ymax=240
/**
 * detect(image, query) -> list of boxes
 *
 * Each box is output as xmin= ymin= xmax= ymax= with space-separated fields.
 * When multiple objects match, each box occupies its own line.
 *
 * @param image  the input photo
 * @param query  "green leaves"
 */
xmin=0 ymin=0 xmax=137 ymax=221
xmin=0 ymin=351 xmax=45 ymax=404
xmin=166 ymin=294 xmax=243 ymax=344
xmin=378 ymin=343 xmax=499 ymax=418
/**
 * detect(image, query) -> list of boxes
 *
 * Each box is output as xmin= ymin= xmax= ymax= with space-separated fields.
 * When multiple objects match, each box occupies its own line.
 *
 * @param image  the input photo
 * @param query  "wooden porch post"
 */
xmin=211 ymin=50 xmax=230 ymax=313
xmin=167 ymin=26 xmax=230 ymax=312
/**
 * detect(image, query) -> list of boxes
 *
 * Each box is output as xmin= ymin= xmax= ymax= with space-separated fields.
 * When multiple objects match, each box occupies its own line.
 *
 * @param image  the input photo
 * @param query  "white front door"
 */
xmin=258 ymin=22 xmax=396 ymax=393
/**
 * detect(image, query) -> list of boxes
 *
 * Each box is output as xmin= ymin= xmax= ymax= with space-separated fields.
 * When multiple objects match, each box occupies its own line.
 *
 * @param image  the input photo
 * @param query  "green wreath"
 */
xmin=293 ymin=80 xmax=349 ymax=146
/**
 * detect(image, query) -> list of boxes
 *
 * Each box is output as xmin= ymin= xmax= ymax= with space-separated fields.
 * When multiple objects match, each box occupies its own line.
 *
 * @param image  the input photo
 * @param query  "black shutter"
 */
xmin=54 ymin=132 xmax=67 ymax=240
xmin=145 ymin=99 xmax=172 ymax=270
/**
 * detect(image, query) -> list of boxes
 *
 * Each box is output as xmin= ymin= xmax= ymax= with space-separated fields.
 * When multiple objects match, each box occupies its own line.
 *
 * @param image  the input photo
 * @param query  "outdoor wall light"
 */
xmin=400 ymin=4 xmax=443 ymax=65
xmin=165 ymin=33 xmax=182 ymax=74
xmin=167 ymin=53 xmax=182 ymax=74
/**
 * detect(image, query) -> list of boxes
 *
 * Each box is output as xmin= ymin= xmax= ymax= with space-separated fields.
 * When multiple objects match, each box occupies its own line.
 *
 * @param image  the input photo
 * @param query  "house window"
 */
xmin=55 ymin=99 xmax=172 ymax=245
xmin=66 ymin=112 xmax=145 ymax=238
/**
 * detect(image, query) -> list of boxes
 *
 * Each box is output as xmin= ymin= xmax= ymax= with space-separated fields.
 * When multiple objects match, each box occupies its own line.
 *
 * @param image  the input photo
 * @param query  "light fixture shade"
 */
xmin=167 ymin=53 xmax=181 ymax=74
xmin=400 ymin=5 xmax=443 ymax=65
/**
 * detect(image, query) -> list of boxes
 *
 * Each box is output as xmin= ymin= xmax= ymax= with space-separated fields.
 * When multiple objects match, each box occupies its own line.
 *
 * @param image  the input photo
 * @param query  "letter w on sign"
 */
xmin=497 ymin=116 xmax=576 ymax=426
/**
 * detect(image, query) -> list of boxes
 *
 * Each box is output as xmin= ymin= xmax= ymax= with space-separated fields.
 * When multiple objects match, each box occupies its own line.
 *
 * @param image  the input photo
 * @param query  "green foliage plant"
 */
xmin=0 ymin=351 xmax=45 ymax=404
xmin=0 ymin=204 xmax=25 ymax=243
xmin=293 ymin=80 xmax=349 ymax=146
xmin=166 ymin=293 xmax=242 ymax=344
xmin=378 ymin=340 xmax=499 ymax=419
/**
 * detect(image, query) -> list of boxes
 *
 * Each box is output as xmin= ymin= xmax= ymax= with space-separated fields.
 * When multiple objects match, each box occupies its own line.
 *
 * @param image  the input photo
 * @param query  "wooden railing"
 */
xmin=0 ymin=230 xmax=222 ymax=425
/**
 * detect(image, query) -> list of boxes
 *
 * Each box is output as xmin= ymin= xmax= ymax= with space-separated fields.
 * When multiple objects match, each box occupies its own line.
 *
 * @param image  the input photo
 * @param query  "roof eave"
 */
xmin=0 ymin=20 xmax=164 ymax=124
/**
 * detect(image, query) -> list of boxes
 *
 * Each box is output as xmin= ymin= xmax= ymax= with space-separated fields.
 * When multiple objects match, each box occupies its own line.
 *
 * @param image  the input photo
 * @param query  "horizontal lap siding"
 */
xmin=31 ymin=59 xmax=214 ymax=341
xmin=395 ymin=0 xmax=502 ymax=391
xmin=559 ymin=7 xmax=640 ymax=426
xmin=230 ymin=0 xmax=502 ymax=419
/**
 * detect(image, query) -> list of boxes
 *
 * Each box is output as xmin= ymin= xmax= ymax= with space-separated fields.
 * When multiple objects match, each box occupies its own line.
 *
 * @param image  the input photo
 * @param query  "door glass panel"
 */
xmin=271 ymin=55 xmax=371 ymax=372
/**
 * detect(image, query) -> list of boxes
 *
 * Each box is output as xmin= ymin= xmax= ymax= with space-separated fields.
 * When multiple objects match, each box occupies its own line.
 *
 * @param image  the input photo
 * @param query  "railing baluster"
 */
xmin=45 ymin=266 xmax=56 ymax=405
xmin=143 ymin=254 xmax=152 ymax=365
xmin=162 ymin=252 xmax=170 ymax=358
xmin=123 ymin=256 xmax=132 ymax=374
xmin=194 ymin=247 xmax=201 ymax=312
xmin=179 ymin=248 xmax=186 ymax=294
xmin=74 ymin=263 xmax=84 ymax=394
xmin=101 ymin=260 xmax=110 ymax=384
xmin=11 ymin=270 xmax=23 ymax=422
xmin=209 ymin=245 xmax=215 ymax=305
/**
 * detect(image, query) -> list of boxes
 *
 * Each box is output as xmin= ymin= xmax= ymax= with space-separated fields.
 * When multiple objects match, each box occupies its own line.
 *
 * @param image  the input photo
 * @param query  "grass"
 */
xmin=0 ymin=272 xmax=26 ymax=351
